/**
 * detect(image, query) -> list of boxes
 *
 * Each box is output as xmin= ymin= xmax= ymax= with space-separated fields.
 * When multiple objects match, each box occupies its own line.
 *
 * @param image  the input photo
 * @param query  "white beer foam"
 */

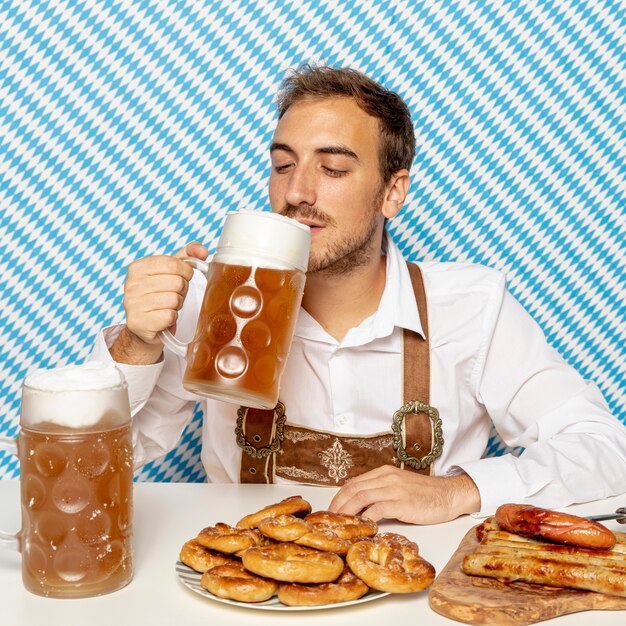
xmin=214 ymin=210 xmax=310 ymax=272
xmin=25 ymin=362 xmax=125 ymax=391
xmin=22 ymin=362 xmax=128 ymax=429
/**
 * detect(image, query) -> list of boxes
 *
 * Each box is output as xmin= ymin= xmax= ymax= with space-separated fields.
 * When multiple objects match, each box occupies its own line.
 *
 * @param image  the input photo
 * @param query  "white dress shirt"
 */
xmin=90 ymin=234 xmax=626 ymax=515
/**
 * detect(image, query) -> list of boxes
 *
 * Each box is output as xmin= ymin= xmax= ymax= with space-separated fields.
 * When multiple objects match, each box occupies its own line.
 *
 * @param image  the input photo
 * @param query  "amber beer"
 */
xmin=8 ymin=363 xmax=134 ymax=598
xmin=18 ymin=424 xmax=133 ymax=597
xmin=182 ymin=262 xmax=306 ymax=408
xmin=161 ymin=210 xmax=310 ymax=409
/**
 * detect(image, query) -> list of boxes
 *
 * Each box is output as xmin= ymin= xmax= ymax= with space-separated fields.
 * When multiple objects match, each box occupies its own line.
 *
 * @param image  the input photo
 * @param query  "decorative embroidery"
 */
xmin=284 ymin=430 xmax=329 ymax=443
xmin=276 ymin=465 xmax=329 ymax=483
xmin=343 ymin=437 xmax=390 ymax=451
xmin=319 ymin=439 xmax=354 ymax=484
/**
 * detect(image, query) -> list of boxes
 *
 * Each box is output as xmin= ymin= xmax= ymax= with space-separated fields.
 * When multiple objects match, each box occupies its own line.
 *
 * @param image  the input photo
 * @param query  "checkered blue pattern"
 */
xmin=1 ymin=0 xmax=624 ymax=482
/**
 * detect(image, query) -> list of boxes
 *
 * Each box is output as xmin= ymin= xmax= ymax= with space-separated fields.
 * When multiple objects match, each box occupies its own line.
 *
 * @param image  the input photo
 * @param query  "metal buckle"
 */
xmin=235 ymin=401 xmax=286 ymax=459
xmin=391 ymin=400 xmax=443 ymax=470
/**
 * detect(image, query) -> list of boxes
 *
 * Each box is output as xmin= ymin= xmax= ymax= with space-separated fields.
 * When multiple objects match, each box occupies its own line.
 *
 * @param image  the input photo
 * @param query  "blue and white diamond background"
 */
xmin=1 ymin=1 xmax=624 ymax=482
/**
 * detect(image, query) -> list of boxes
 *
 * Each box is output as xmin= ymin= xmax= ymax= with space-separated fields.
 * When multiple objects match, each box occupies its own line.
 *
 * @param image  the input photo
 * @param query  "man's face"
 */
xmin=269 ymin=97 xmax=387 ymax=275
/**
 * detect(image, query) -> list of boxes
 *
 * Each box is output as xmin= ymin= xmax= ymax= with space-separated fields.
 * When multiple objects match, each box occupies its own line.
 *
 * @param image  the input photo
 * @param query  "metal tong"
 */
xmin=586 ymin=507 xmax=626 ymax=524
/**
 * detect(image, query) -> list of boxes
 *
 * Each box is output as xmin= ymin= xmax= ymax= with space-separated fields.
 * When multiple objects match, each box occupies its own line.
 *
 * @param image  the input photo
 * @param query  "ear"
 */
xmin=381 ymin=169 xmax=410 ymax=219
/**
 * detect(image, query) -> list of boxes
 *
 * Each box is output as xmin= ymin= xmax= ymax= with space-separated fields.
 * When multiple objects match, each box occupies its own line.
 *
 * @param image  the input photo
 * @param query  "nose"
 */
xmin=284 ymin=163 xmax=317 ymax=208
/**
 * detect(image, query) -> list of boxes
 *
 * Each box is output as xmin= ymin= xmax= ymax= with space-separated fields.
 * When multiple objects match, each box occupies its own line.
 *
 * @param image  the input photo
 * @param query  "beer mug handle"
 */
xmin=0 ymin=436 xmax=20 ymax=551
xmin=159 ymin=257 xmax=210 ymax=357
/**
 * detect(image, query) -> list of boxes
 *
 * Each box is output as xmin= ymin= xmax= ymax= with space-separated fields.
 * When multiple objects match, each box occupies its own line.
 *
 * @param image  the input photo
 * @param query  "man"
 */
xmin=91 ymin=65 xmax=626 ymax=524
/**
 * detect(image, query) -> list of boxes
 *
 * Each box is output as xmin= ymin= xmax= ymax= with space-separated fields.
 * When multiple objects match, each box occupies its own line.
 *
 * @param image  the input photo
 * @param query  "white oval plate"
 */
xmin=176 ymin=561 xmax=390 ymax=611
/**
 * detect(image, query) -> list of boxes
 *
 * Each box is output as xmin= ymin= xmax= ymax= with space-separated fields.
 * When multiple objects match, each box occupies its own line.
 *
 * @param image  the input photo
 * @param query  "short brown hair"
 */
xmin=277 ymin=65 xmax=416 ymax=184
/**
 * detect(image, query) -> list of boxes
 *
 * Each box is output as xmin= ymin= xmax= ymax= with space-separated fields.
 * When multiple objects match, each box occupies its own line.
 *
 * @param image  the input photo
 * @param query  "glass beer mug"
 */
xmin=161 ymin=210 xmax=310 ymax=409
xmin=0 ymin=362 xmax=134 ymax=598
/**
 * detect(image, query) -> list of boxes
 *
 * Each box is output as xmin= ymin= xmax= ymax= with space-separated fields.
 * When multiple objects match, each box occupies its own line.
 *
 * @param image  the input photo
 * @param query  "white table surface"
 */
xmin=1 ymin=480 xmax=625 ymax=626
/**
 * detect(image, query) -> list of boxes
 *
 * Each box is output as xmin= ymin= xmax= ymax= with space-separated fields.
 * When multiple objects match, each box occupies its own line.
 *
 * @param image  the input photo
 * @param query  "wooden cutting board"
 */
xmin=428 ymin=526 xmax=626 ymax=625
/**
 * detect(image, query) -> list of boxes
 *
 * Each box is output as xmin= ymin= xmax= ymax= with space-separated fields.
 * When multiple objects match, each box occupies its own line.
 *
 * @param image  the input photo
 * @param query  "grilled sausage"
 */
xmin=495 ymin=504 xmax=616 ymax=550
xmin=462 ymin=549 xmax=626 ymax=597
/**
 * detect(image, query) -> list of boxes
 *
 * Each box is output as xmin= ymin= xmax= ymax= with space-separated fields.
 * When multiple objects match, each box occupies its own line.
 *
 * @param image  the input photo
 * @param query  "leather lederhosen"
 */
xmin=235 ymin=263 xmax=443 ymax=485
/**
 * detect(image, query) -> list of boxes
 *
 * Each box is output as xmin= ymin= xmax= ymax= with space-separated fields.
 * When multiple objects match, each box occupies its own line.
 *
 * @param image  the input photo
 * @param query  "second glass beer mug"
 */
xmin=161 ymin=210 xmax=310 ymax=409
xmin=0 ymin=362 xmax=134 ymax=598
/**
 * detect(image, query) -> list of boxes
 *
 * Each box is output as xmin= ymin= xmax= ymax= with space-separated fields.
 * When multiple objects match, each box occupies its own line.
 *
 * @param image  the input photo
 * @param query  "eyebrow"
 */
xmin=270 ymin=142 xmax=360 ymax=162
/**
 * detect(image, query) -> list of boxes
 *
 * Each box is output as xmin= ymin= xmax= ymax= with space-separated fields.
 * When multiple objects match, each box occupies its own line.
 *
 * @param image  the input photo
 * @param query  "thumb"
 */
xmin=175 ymin=241 xmax=209 ymax=260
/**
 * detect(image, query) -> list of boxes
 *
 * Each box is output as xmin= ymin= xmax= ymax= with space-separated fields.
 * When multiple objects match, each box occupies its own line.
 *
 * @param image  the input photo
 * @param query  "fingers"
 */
xmin=122 ymin=252 xmax=202 ymax=345
xmin=126 ymin=273 xmax=190 ymax=301
xmin=175 ymin=241 xmax=209 ymax=260
xmin=128 ymin=290 xmax=185 ymax=314
xmin=335 ymin=485 xmax=398 ymax=521
xmin=329 ymin=466 xmax=403 ymax=516
xmin=128 ymin=255 xmax=195 ymax=282
xmin=356 ymin=500 xmax=397 ymax=524
xmin=126 ymin=308 xmax=179 ymax=343
xmin=329 ymin=475 xmax=418 ymax=524
xmin=330 ymin=468 xmax=481 ymax=525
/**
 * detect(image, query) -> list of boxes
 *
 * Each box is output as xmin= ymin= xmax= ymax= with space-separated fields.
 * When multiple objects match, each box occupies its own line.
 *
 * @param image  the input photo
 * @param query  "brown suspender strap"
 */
xmin=394 ymin=263 xmax=442 ymax=475
xmin=237 ymin=403 xmax=286 ymax=483
xmin=404 ymin=263 xmax=430 ymax=406
xmin=237 ymin=262 xmax=442 ymax=483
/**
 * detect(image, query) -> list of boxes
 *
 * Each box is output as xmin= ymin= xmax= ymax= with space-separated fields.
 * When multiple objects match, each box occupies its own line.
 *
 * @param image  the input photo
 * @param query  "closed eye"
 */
xmin=273 ymin=163 xmax=293 ymax=173
xmin=323 ymin=166 xmax=347 ymax=177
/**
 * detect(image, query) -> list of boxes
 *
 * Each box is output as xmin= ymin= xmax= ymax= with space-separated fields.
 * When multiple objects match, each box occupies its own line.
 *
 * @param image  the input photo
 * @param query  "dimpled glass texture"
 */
xmin=183 ymin=262 xmax=305 ymax=409
xmin=18 ymin=426 xmax=133 ymax=597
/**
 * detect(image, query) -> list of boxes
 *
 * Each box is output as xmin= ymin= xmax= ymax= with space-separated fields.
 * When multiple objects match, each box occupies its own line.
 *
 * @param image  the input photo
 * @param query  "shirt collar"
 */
xmin=295 ymin=231 xmax=424 ymax=346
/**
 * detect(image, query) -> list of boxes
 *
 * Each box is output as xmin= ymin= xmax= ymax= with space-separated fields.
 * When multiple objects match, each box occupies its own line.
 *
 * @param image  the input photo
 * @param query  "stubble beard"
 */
xmin=309 ymin=216 xmax=379 ymax=276
xmin=280 ymin=186 xmax=386 ymax=277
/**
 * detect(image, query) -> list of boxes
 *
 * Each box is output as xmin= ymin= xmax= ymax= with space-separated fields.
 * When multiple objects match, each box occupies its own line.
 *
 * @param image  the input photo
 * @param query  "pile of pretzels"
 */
xmin=179 ymin=495 xmax=436 ymax=606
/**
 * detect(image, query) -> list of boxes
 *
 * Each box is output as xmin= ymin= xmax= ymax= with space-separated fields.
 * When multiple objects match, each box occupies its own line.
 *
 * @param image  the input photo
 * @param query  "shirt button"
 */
xmin=336 ymin=415 xmax=347 ymax=426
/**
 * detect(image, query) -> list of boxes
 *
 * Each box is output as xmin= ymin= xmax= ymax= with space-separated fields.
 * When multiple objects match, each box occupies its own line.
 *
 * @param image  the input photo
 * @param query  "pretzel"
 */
xmin=182 ymin=496 xmax=436 ymax=605
xmin=278 ymin=564 xmax=369 ymax=606
xmin=375 ymin=532 xmax=418 ymax=547
xmin=236 ymin=496 xmax=312 ymax=529
xmin=257 ymin=514 xmax=350 ymax=554
xmin=257 ymin=514 xmax=311 ymax=542
xmin=295 ymin=526 xmax=351 ymax=554
xmin=196 ymin=523 xmax=264 ymax=554
xmin=200 ymin=562 xmax=278 ymax=603
xmin=347 ymin=536 xmax=435 ymax=593
xmin=304 ymin=511 xmax=378 ymax=540
xmin=179 ymin=539 xmax=236 ymax=573
xmin=242 ymin=542 xmax=344 ymax=583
